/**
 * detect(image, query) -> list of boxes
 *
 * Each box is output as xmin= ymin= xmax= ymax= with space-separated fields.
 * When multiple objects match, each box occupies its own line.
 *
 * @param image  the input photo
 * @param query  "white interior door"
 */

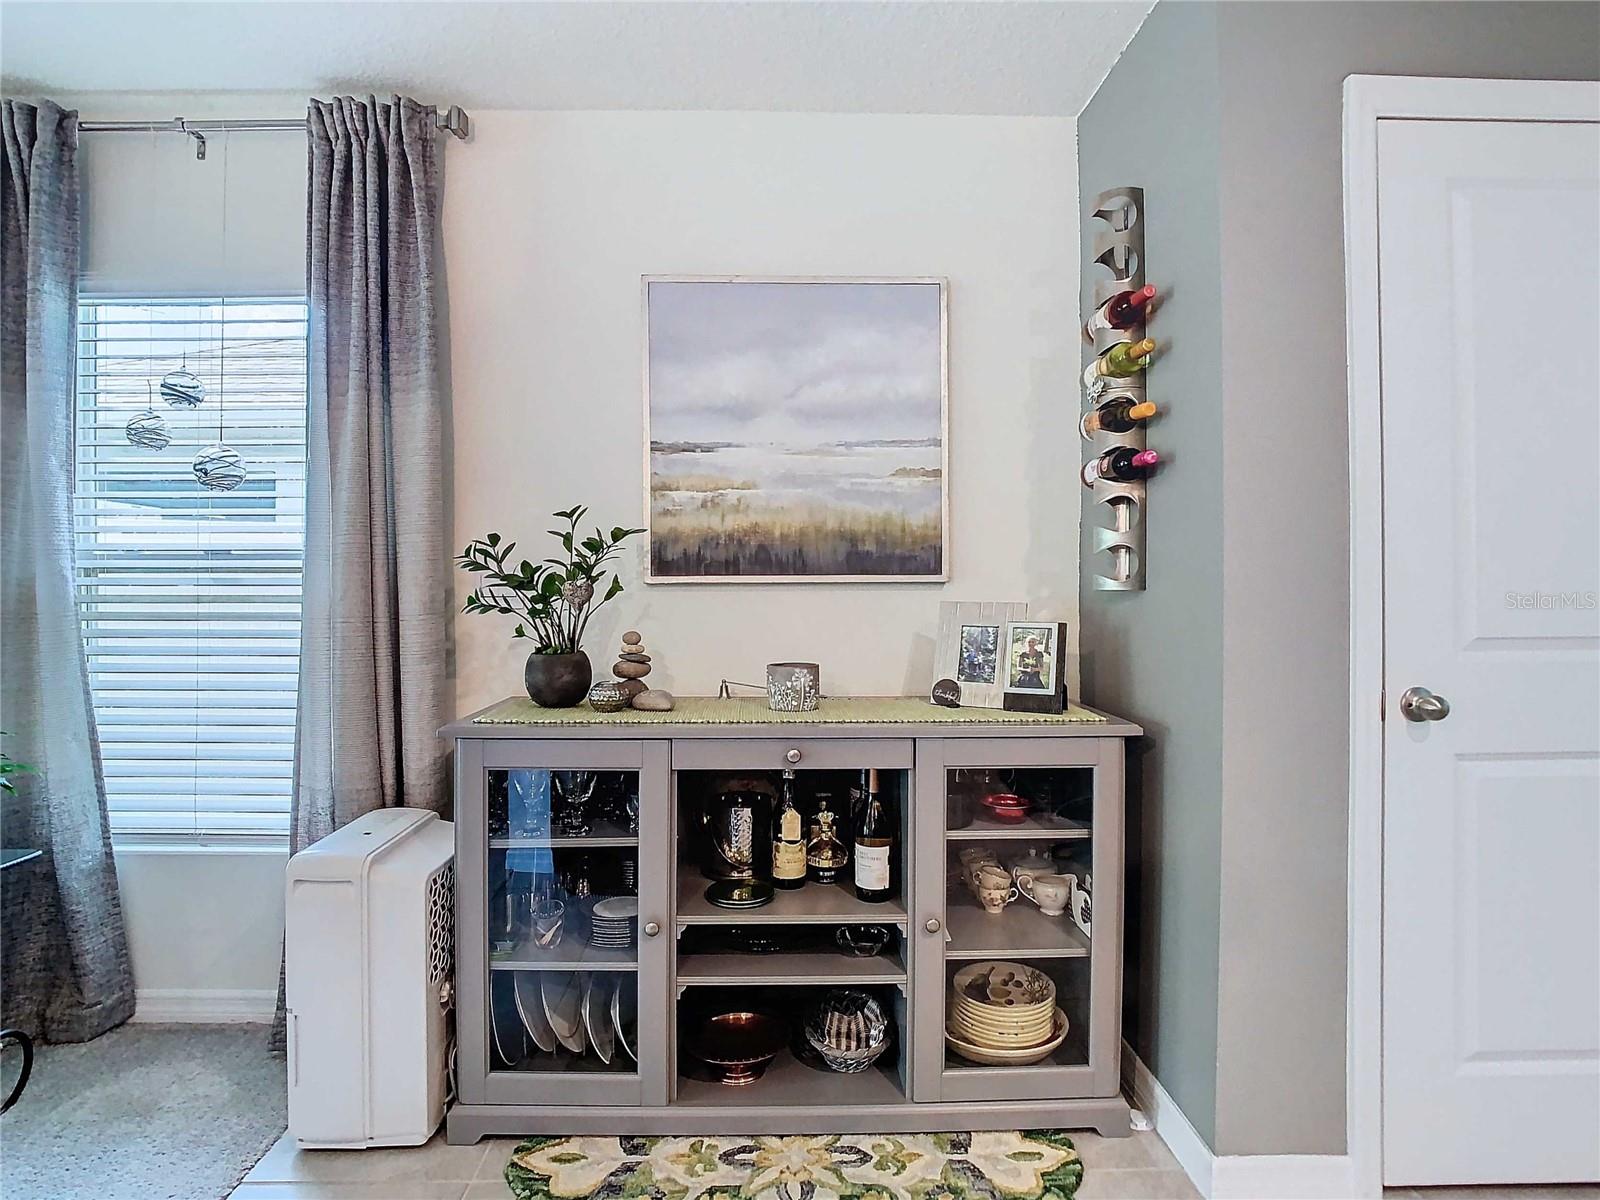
xmin=1378 ymin=110 xmax=1600 ymax=1186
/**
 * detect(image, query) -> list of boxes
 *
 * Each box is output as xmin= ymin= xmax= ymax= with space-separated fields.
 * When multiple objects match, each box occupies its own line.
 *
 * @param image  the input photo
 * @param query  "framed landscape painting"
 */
xmin=644 ymin=277 xmax=948 ymax=582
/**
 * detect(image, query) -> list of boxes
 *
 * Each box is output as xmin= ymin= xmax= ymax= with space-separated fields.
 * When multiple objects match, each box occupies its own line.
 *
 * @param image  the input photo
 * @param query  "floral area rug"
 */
xmin=505 ymin=1131 xmax=1082 ymax=1200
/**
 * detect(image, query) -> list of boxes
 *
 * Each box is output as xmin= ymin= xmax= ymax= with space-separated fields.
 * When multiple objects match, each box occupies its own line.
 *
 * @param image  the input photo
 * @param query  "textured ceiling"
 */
xmin=0 ymin=1 xmax=1151 ymax=117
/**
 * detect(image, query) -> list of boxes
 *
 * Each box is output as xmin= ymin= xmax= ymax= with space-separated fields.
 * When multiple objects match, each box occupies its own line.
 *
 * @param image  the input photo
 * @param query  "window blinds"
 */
xmin=74 ymin=299 xmax=308 ymax=839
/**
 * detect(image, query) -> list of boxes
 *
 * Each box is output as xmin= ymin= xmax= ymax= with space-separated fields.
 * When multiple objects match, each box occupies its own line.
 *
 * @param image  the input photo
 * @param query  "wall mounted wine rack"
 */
xmin=1084 ymin=186 xmax=1147 ymax=591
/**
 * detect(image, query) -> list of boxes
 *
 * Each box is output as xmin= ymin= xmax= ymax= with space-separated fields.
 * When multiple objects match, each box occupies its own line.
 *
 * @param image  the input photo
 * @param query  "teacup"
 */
xmin=1018 ymin=872 xmax=1072 ymax=917
xmin=974 ymin=866 xmax=1018 ymax=914
xmin=963 ymin=856 xmax=1001 ymax=894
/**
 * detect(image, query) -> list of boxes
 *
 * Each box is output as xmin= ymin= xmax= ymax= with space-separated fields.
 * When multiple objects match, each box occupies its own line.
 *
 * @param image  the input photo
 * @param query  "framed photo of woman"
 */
xmin=1001 ymin=620 xmax=1068 ymax=714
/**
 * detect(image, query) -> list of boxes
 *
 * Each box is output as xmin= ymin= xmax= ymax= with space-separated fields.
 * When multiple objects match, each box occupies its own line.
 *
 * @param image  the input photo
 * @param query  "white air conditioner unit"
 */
xmin=285 ymin=807 xmax=454 ymax=1148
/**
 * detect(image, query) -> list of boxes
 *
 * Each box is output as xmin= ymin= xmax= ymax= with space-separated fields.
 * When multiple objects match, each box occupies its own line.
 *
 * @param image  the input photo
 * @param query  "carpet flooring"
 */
xmin=0 ymin=1022 xmax=286 ymax=1200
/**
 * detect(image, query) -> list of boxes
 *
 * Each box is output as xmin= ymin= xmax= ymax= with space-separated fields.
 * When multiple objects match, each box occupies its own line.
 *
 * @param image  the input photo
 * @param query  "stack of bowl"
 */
xmin=945 ymin=961 xmax=1069 ymax=1066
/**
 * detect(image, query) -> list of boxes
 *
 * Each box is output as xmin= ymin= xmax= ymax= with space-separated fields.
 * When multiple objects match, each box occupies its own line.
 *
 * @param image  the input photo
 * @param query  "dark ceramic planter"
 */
xmin=524 ymin=651 xmax=592 ymax=708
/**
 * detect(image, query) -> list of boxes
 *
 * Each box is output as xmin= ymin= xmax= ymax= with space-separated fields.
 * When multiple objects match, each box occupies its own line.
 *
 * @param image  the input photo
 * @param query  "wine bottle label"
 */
xmin=854 ymin=842 xmax=891 ymax=891
xmin=773 ymin=839 xmax=807 ymax=880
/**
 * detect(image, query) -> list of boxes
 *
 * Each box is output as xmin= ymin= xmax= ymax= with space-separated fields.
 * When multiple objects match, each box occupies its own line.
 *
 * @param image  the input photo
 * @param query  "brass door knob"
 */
xmin=925 ymin=917 xmax=942 ymax=934
xmin=643 ymin=921 xmax=661 ymax=937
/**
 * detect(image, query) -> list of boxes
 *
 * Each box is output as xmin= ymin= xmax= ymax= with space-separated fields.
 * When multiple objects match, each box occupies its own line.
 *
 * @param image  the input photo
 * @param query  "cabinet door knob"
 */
xmin=785 ymin=748 xmax=802 ymax=764
xmin=924 ymin=917 xmax=942 ymax=934
xmin=643 ymin=921 xmax=661 ymax=937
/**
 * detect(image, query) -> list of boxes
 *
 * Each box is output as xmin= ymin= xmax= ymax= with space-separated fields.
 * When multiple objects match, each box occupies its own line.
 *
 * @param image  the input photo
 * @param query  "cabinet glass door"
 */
xmin=458 ymin=740 xmax=669 ymax=1107
xmin=912 ymin=738 xmax=1122 ymax=1103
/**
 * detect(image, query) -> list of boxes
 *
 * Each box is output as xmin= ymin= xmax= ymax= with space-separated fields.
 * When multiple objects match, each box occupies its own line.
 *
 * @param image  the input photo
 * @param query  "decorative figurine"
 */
xmin=613 ymin=630 xmax=675 ymax=711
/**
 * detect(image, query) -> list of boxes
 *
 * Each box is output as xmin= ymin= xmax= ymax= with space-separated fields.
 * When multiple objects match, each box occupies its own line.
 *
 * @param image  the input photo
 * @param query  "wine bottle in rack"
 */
xmin=1081 ymin=446 xmax=1160 ymax=486
xmin=1082 ymin=338 xmax=1157 ymax=389
xmin=1082 ymin=284 xmax=1157 ymax=338
xmin=771 ymin=769 xmax=807 ymax=890
xmin=1081 ymin=397 xmax=1158 ymax=437
xmin=852 ymin=768 xmax=893 ymax=903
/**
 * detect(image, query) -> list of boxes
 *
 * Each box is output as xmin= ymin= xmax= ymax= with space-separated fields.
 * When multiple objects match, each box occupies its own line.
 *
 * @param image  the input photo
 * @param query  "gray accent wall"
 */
xmin=1079 ymin=0 xmax=1600 ymax=1158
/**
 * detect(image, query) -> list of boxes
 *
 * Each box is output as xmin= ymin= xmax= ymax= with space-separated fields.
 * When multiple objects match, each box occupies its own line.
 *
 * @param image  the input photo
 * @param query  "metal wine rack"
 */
xmin=1084 ymin=185 xmax=1147 ymax=591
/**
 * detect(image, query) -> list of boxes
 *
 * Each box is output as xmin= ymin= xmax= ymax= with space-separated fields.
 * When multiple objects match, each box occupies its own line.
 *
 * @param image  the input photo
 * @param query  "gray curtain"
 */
xmin=274 ymin=94 xmax=450 ymax=1046
xmin=0 ymin=99 xmax=135 ymax=1042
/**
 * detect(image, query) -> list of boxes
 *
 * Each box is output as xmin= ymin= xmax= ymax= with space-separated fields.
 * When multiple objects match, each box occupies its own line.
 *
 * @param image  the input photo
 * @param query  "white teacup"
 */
xmin=974 ymin=866 xmax=1018 ymax=914
xmin=1018 ymin=872 xmax=1073 ymax=917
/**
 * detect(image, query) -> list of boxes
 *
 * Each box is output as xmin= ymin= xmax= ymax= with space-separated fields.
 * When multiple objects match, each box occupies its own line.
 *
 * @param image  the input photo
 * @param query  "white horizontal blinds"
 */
xmin=74 ymin=299 xmax=308 ymax=838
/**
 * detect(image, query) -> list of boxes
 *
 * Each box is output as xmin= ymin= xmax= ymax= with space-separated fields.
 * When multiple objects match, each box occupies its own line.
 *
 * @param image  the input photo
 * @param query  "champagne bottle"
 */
xmin=772 ymin=769 xmax=807 ymax=890
xmin=1081 ymin=397 xmax=1158 ymax=437
xmin=853 ymin=768 xmax=893 ymax=903
xmin=1082 ymin=338 xmax=1157 ymax=389
xmin=1082 ymin=284 xmax=1156 ymax=338
xmin=806 ymin=797 xmax=849 ymax=885
xmin=1081 ymin=446 xmax=1160 ymax=486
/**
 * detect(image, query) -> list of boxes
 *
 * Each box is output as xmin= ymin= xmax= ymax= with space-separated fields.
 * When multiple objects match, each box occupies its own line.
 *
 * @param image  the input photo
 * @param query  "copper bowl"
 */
xmin=690 ymin=1012 xmax=788 ymax=1086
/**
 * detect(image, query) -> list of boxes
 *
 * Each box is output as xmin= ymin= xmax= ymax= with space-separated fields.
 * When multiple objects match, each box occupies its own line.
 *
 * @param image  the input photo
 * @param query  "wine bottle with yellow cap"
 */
xmin=1082 ymin=396 xmax=1159 ymax=437
xmin=1082 ymin=338 xmax=1157 ymax=390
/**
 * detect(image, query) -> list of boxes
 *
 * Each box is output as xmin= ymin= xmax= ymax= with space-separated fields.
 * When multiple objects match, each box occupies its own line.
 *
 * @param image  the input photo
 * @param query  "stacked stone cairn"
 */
xmin=615 ymin=630 xmax=674 ymax=712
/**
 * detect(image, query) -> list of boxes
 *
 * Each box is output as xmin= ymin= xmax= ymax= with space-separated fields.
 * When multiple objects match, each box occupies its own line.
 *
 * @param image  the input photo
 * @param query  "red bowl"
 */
xmin=983 ymin=807 xmax=1029 ymax=825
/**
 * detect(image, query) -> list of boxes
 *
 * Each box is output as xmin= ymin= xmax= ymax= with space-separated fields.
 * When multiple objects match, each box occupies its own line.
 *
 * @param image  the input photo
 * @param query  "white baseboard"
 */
xmin=132 ymin=988 xmax=277 ymax=1024
xmin=1123 ymin=1040 xmax=1214 ymax=1197
xmin=1122 ymin=1042 xmax=1356 ymax=1200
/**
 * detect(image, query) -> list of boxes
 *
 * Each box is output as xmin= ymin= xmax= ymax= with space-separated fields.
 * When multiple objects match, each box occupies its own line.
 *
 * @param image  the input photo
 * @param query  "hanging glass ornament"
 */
xmin=192 ymin=442 xmax=246 ymax=491
xmin=125 ymin=382 xmax=172 ymax=450
xmin=160 ymin=353 xmax=205 ymax=408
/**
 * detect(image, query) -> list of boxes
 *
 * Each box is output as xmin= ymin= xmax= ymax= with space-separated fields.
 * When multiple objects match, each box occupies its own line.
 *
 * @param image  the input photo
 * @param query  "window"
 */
xmin=74 ymin=299 xmax=308 ymax=840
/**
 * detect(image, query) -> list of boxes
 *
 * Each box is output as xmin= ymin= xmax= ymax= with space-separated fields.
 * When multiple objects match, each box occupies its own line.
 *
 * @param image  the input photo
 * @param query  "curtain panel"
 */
xmin=0 ymin=98 xmax=135 ymax=1042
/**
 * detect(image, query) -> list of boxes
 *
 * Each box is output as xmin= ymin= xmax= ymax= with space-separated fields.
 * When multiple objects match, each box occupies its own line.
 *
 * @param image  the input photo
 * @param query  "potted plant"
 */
xmin=457 ymin=507 xmax=644 ymax=708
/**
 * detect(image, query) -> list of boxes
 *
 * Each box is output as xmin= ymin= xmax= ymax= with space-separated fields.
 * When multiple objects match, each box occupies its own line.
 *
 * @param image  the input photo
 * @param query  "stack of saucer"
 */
xmin=945 ymin=960 xmax=1069 ymax=1066
xmin=589 ymin=897 xmax=638 ymax=950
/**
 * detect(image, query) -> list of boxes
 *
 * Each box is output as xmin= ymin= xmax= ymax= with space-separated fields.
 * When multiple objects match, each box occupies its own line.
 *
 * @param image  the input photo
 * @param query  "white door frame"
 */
xmin=1342 ymin=73 xmax=1600 ymax=1199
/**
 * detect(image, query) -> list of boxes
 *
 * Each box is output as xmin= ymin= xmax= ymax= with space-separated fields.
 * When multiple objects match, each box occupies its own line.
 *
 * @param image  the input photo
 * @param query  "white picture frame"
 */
xmin=933 ymin=601 xmax=1029 ymax=709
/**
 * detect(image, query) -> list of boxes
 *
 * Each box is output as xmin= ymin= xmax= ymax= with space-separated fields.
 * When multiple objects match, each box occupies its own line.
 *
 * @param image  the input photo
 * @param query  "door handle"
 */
xmin=1399 ymin=686 xmax=1451 ymax=723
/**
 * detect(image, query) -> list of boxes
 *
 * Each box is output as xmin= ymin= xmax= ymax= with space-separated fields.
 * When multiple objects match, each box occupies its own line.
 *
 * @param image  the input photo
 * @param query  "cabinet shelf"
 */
xmin=675 ymin=1053 xmax=907 ymax=1108
xmin=946 ymin=815 xmax=1090 ymax=842
xmin=490 ymin=941 xmax=638 ymax=972
xmin=676 ymin=874 xmax=908 ymax=927
xmin=676 ymin=950 xmax=906 ymax=988
xmin=491 ymin=819 xmax=638 ymax=850
xmin=943 ymin=892 xmax=1090 ymax=960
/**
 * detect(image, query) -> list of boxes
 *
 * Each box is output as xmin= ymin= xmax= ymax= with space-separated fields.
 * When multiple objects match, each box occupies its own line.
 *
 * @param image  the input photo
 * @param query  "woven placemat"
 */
xmin=471 ymin=695 xmax=1106 ymax=726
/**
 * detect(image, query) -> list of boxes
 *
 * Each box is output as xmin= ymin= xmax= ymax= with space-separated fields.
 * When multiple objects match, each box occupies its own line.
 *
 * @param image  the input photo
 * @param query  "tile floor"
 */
xmin=232 ymin=1126 xmax=1204 ymax=1199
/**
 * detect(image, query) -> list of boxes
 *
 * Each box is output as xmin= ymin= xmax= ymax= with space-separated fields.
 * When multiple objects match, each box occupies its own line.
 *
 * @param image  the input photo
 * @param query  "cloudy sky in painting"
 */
xmin=647 ymin=280 xmax=943 ymax=445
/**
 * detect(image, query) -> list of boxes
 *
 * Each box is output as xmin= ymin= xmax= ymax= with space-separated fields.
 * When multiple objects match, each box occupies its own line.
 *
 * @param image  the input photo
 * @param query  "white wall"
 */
xmin=70 ymin=97 xmax=1082 ymax=1007
xmin=447 ymin=110 xmax=1082 ymax=715
xmin=115 ymin=847 xmax=286 ymax=1020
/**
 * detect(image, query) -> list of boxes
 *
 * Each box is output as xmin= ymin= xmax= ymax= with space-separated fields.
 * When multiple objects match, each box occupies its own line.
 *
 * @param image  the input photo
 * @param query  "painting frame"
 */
xmin=932 ymin=601 xmax=1029 ymax=709
xmin=1001 ymin=619 xmax=1068 ymax=714
xmin=642 ymin=275 xmax=950 ymax=584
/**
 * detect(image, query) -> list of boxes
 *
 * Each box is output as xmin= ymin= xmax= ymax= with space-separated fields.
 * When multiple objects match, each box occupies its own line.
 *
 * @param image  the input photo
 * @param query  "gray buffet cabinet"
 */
xmin=442 ymin=696 xmax=1140 ymax=1144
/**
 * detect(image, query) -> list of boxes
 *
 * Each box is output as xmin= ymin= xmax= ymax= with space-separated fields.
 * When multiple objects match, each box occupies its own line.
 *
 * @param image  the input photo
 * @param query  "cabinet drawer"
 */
xmin=672 ymin=738 xmax=913 ymax=772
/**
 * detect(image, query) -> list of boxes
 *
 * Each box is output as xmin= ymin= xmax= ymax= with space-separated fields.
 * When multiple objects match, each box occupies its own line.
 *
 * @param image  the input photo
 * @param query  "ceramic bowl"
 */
xmin=945 ymin=1007 xmax=1070 ymax=1066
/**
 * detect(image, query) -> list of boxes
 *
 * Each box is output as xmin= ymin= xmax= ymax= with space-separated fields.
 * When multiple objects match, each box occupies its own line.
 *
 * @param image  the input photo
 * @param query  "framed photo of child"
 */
xmin=1001 ymin=620 xmax=1068 ymax=714
xmin=930 ymin=600 xmax=1027 ymax=708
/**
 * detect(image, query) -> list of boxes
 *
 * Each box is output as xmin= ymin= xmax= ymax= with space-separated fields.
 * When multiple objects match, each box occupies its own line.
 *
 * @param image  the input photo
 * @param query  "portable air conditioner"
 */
xmin=285 ymin=807 xmax=455 ymax=1148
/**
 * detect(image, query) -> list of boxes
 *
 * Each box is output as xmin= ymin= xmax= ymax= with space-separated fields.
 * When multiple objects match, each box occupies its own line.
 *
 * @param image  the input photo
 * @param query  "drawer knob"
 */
xmin=924 ymin=917 xmax=942 ymax=934
xmin=785 ymin=748 xmax=802 ymax=764
xmin=644 ymin=921 xmax=661 ymax=938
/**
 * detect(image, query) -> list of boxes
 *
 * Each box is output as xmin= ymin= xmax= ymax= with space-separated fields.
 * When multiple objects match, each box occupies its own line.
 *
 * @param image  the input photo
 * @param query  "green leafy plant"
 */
xmin=0 ymin=733 xmax=34 ymax=794
xmin=457 ymin=507 xmax=644 ymax=656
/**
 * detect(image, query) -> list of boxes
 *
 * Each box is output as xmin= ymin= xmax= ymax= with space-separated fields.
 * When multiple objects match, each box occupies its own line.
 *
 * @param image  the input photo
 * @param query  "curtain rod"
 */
xmin=77 ymin=106 xmax=470 ymax=159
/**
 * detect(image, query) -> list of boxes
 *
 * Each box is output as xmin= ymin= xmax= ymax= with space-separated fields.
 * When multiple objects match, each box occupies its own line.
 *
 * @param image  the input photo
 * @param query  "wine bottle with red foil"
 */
xmin=1082 ymin=397 xmax=1158 ymax=437
xmin=1082 ymin=338 xmax=1156 ymax=390
xmin=1083 ymin=284 xmax=1157 ymax=339
xmin=1081 ymin=446 xmax=1160 ymax=486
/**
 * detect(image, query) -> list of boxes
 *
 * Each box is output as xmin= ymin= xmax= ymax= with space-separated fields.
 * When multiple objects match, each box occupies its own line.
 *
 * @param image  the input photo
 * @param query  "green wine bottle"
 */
xmin=1082 ymin=338 xmax=1156 ymax=390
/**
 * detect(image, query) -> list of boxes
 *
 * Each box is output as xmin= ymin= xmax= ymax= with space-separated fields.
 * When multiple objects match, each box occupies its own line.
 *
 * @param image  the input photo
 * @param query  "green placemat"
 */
xmin=471 ymin=696 xmax=1107 ymax=726
xmin=505 ymin=1131 xmax=1083 ymax=1199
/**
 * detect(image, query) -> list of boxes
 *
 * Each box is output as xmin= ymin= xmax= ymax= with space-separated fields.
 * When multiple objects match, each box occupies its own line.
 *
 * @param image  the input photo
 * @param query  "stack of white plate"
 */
xmin=944 ymin=961 xmax=1070 ymax=1066
xmin=589 ymin=896 xmax=638 ymax=950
